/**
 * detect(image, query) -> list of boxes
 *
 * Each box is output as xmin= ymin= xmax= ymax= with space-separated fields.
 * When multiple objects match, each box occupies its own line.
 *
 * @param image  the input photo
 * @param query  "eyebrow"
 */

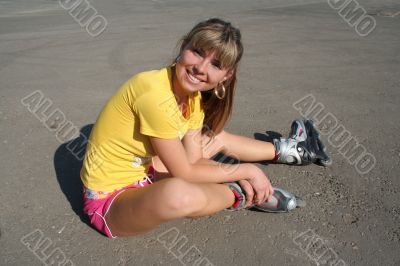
xmin=192 ymin=45 xmax=226 ymax=67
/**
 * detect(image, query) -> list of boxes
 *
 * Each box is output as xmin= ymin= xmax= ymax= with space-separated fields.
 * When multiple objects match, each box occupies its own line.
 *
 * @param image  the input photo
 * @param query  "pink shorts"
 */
xmin=83 ymin=168 xmax=155 ymax=238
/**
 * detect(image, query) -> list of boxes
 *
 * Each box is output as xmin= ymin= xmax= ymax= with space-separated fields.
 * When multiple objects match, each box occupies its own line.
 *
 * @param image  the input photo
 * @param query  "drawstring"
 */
xmin=84 ymin=172 xmax=155 ymax=199
xmin=139 ymin=175 xmax=153 ymax=187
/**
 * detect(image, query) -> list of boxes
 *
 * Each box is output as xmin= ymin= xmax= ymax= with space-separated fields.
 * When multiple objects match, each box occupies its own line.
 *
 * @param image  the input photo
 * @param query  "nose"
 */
xmin=193 ymin=59 xmax=208 ymax=75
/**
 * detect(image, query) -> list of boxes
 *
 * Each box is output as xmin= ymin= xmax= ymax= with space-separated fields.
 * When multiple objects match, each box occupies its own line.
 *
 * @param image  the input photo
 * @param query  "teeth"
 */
xmin=188 ymin=72 xmax=201 ymax=83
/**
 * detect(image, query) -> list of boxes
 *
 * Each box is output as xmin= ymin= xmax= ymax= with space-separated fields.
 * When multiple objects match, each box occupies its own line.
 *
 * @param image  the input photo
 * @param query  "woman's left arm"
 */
xmin=182 ymin=129 xmax=256 ymax=207
xmin=182 ymin=128 xmax=203 ymax=163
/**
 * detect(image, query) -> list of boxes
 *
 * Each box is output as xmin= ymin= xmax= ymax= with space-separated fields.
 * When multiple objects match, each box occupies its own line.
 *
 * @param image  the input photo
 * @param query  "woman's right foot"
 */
xmin=252 ymin=187 xmax=306 ymax=213
xmin=225 ymin=182 xmax=304 ymax=213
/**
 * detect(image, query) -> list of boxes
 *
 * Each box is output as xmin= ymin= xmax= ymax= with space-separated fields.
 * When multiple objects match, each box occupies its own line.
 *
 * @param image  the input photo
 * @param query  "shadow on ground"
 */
xmin=53 ymin=124 xmax=94 ymax=226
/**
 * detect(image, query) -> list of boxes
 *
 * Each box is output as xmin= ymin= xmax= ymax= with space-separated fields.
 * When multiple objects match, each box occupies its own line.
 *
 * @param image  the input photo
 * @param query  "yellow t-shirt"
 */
xmin=80 ymin=66 xmax=204 ymax=192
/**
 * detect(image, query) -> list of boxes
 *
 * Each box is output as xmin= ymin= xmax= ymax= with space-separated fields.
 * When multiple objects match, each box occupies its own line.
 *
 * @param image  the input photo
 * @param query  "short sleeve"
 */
xmin=134 ymin=92 xmax=182 ymax=139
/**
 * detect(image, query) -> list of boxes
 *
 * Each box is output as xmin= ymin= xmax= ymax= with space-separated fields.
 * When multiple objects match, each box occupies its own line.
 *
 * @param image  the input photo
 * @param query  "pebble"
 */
xmin=223 ymin=215 xmax=232 ymax=224
xmin=351 ymin=242 xmax=359 ymax=250
xmin=343 ymin=213 xmax=358 ymax=224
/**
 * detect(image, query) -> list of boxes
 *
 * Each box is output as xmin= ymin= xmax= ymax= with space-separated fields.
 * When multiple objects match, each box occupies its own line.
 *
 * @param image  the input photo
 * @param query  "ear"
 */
xmin=222 ymin=69 xmax=234 ymax=82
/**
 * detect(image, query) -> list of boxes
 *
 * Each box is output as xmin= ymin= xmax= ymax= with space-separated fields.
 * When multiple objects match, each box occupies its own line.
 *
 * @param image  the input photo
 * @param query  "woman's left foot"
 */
xmin=273 ymin=119 xmax=332 ymax=166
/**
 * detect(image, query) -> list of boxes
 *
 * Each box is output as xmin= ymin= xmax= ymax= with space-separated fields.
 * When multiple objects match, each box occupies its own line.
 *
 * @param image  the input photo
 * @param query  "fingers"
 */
xmin=267 ymin=180 xmax=274 ymax=199
xmin=263 ymin=177 xmax=274 ymax=204
xmin=246 ymin=165 xmax=274 ymax=205
xmin=254 ymin=176 xmax=272 ymax=205
xmin=238 ymin=180 xmax=254 ymax=208
xmin=254 ymin=186 xmax=265 ymax=205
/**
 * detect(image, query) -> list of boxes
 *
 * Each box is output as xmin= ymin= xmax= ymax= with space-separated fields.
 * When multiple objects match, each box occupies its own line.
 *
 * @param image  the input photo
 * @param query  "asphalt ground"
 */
xmin=1 ymin=0 xmax=399 ymax=265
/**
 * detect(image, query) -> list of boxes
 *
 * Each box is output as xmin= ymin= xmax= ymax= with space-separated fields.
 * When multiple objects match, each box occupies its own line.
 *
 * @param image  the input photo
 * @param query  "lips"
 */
xmin=186 ymin=70 xmax=204 ymax=84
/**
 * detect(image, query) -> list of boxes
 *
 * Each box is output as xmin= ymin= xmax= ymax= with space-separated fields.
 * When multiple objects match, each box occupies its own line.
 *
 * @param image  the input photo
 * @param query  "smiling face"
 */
xmin=173 ymin=43 xmax=233 ymax=97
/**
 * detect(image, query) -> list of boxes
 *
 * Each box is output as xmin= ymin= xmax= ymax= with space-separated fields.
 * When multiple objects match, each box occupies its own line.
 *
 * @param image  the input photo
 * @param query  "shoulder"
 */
xmin=130 ymin=67 xmax=171 ymax=90
xmin=119 ymin=66 xmax=172 ymax=104
xmin=132 ymin=67 xmax=175 ymax=108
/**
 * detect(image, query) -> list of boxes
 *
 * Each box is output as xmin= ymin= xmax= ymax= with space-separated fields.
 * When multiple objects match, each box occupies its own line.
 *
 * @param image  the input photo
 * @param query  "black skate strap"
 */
xmin=305 ymin=120 xmax=331 ymax=166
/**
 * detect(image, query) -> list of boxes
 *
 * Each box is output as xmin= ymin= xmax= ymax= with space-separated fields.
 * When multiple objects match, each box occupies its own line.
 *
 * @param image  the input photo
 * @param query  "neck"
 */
xmin=171 ymin=66 xmax=189 ymax=103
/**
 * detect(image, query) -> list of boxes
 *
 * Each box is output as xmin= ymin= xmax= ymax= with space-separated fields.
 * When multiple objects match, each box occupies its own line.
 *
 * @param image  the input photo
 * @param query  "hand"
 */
xmin=237 ymin=179 xmax=255 ymax=208
xmin=245 ymin=164 xmax=274 ymax=205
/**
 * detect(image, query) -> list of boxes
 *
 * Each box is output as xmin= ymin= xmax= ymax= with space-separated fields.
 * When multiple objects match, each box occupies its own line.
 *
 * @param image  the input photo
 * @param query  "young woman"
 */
xmin=80 ymin=18 xmax=330 ymax=238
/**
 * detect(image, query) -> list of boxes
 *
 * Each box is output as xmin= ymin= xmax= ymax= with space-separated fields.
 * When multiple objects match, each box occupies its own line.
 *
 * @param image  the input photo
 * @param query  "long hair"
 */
xmin=176 ymin=18 xmax=243 ymax=135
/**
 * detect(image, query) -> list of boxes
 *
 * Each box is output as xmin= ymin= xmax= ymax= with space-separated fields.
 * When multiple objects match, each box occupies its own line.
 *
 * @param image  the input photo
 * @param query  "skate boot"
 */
xmin=225 ymin=183 xmax=305 ymax=212
xmin=253 ymin=187 xmax=306 ymax=213
xmin=273 ymin=119 xmax=332 ymax=166
xmin=225 ymin=182 xmax=246 ymax=211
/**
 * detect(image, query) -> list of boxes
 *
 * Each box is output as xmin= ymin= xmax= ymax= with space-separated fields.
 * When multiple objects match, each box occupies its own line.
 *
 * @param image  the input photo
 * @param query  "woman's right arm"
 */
xmin=150 ymin=136 xmax=273 ymax=204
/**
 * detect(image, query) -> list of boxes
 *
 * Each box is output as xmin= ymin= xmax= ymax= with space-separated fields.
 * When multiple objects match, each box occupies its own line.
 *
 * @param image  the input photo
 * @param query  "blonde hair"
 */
xmin=177 ymin=18 xmax=243 ymax=135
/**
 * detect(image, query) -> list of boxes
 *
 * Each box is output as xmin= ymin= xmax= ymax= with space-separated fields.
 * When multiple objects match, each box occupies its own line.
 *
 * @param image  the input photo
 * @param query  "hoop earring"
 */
xmin=214 ymin=83 xmax=226 ymax=100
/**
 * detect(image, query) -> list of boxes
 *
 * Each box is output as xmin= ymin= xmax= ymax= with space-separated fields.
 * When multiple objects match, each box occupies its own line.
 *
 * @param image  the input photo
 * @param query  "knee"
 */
xmin=160 ymin=178 xmax=207 ymax=214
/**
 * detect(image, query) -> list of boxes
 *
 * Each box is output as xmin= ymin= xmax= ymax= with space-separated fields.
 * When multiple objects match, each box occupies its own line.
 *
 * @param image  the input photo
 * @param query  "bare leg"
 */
xmin=202 ymin=130 xmax=276 ymax=161
xmin=106 ymin=131 xmax=275 ymax=237
xmin=105 ymin=178 xmax=235 ymax=237
xmin=153 ymin=130 xmax=276 ymax=176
